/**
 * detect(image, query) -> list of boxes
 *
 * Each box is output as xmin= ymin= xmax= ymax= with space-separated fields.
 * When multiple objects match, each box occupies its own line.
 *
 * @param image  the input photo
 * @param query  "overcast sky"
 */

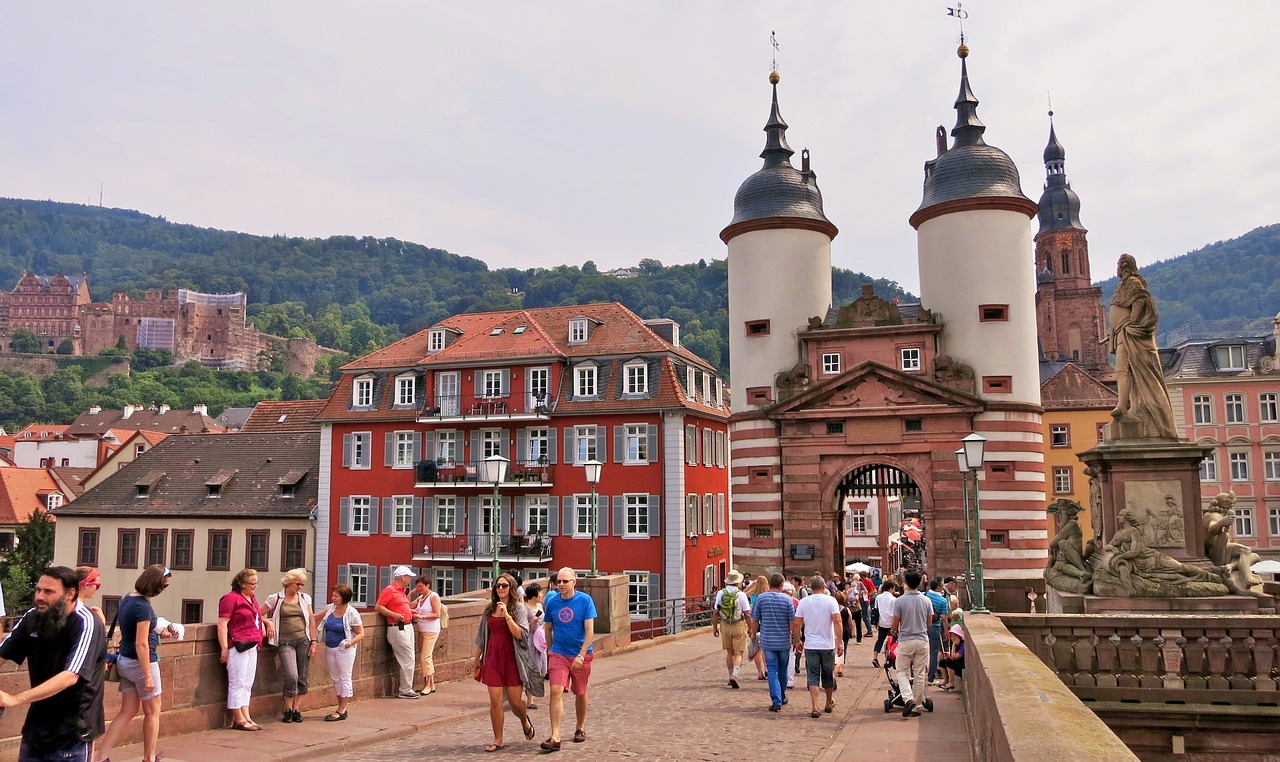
xmin=1 ymin=2 xmax=1276 ymax=295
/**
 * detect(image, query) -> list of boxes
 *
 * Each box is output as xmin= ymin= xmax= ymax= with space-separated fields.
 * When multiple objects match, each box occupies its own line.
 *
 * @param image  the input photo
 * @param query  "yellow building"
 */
xmin=1041 ymin=363 xmax=1117 ymax=545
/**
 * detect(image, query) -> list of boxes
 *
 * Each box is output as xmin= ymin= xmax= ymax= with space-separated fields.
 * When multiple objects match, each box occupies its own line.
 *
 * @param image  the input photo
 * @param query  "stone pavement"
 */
xmin=111 ymin=632 xmax=969 ymax=761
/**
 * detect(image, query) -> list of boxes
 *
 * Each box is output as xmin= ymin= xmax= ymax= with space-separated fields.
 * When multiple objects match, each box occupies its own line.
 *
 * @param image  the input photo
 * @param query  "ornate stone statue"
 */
xmin=1044 ymin=498 xmax=1094 ymax=594
xmin=1092 ymin=507 xmax=1228 ymax=598
xmin=1202 ymin=492 xmax=1265 ymax=596
xmin=1102 ymin=254 xmax=1179 ymax=439
xmin=1084 ymin=466 xmax=1104 ymax=548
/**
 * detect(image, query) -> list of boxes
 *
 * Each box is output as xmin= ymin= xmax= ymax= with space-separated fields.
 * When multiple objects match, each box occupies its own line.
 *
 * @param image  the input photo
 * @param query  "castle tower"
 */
xmin=722 ymin=71 xmax=838 ymax=414
xmin=722 ymin=71 xmax=837 ymax=573
xmin=1034 ymin=117 xmax=1107 ymax=372
xmin=909 ymin=45 xmax=1048 ymax=600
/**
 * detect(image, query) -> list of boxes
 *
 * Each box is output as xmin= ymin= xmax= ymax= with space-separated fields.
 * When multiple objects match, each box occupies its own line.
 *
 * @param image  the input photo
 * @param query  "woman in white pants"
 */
xmin=218 ymin=568 xmax=270 ymax=730
xmin=313 ymin=583 xmax=364 ymax=720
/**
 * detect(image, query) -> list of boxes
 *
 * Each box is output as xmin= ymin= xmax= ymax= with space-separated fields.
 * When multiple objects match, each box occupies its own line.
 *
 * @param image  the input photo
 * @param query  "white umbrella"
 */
xmin=1252 ymin=559 xmax=1280 ymax=574
xmin=845 ymin=562 xmax=872 ymax=573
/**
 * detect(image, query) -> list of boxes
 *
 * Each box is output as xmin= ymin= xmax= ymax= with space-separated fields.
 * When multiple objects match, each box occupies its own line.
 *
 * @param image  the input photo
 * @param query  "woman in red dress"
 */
xmin=471 ymin=572 xmax=536 ymax=752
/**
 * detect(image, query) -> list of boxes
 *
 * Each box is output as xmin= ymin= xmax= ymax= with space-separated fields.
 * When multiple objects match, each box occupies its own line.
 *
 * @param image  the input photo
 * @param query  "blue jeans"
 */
xmin=928 ymin=628 xmax=942 ymax=682
xmin=763 ymin=648 xmax=790 ymax=707
xmin=18 ymin=740 xmax=90 ymax=762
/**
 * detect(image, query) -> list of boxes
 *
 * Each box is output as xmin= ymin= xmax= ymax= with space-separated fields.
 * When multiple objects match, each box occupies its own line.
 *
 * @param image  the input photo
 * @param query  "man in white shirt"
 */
xmin=872 ymin=580 xmax=898 ymax=668
xmin=793 ymin=576 xmax=843 ymax=717
xmin=711 ymin=570 xmax=751 ymax=689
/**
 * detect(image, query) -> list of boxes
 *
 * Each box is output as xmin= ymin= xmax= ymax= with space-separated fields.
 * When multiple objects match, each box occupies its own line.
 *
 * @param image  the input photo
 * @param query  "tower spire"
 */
xmin=761 ymin=32 xmax=793 ymax=168
xmin=951 ymin=45 xmax=986 ymax=145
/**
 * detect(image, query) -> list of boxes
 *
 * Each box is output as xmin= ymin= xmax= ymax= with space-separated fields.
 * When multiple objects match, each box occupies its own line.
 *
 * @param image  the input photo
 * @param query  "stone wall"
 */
xmin=962 ymin=614 xmax=1137 ymax=762
xmin=0 ymin=576 xmax=632 ymax=759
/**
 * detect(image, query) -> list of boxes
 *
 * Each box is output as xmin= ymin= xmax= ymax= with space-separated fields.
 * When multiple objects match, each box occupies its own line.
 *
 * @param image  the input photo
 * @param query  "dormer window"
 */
xmin=569 ymin=318 xmax=589 ymax=344
xmin=205 ymin=468 xmax=236 ymax=498
xmin=278 ymin=469 xmax=306 ymax=498
xmin=1216 ymin=345 xmax=1246 ymax=371
xmin=134 ymin=470 xmax=164 ymax=498
xmin=353 ymin=376 xmax=374 ymax=407
xmin=428 ymin=329 xmax=446 ymax=353
xmin=686 ymin=366 xmax=696 ymax=397
xmin=624 ymin=360 xmax=648 ymax=395
xmin=575 ymin=363 xmax=598 ymax=397
xmin=395 ymin=374 xmax=416 ymax=406
xmin=207 ymin=484 xmax=222 ymax=498
xmin=46 ymin=493 xmax=64 ymax=511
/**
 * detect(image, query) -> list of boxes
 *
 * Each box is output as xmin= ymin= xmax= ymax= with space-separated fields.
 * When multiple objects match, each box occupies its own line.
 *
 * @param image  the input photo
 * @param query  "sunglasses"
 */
xmin=555 ymin=579 xmax=573 ymax=584
xmin=495 ymin=583 xmax=510 ymax=589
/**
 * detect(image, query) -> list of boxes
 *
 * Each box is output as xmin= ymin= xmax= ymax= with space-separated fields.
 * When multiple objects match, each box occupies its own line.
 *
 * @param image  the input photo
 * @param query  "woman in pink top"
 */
xmin=217 ymin=568 xmax=271 ymax=731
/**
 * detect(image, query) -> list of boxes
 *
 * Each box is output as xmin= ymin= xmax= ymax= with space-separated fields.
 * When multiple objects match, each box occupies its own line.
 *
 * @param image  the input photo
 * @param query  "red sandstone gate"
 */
xmin=836 ymin=463 xmax=926 ymax=573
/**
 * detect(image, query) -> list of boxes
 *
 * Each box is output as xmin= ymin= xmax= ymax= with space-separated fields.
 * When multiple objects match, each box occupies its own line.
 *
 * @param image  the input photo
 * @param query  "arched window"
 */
xmin=1061 ymin=251 xmax=1071 ymax=274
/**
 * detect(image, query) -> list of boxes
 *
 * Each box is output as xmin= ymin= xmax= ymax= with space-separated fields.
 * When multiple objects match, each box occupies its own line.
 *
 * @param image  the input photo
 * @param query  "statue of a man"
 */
xmin=1102 ymin=254 xmax=1179 ymax=439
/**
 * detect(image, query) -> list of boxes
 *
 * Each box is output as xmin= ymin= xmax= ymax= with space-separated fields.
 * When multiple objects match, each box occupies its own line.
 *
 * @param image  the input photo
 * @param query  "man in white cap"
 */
xmin=375 ymin=565 xmax=418 ymax=698
xmin=711 ymin=570 xmax=751 ymax=688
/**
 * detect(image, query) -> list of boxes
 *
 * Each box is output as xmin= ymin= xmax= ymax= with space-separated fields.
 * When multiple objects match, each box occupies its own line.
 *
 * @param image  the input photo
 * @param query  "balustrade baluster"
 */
xmin=1228 ymin=633 xmax=1254 ymax=690
xmin=1096 ymin=632 xmax=1121 ymax=689
xmin=1252 ymin=631 xmax=1277 ymax=692
xmin=1073 ymin=632 xmax=1098 ymax=688
xmin=1138 ymin=630 xmax=1162 ymax=689
xmin=1206 ymin=634 xmax=1231 ymax=691
xmin=1117 ymin=631 xmax=1141 ymax=689
xmin=1158 ymin=630 xmax=1186 ymax=691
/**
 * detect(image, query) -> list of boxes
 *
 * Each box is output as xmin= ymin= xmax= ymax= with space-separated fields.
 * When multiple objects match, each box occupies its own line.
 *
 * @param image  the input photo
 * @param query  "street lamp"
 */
xmin=582 ymin=459 xmax=603 ymax=576
xmin=955 ymin=447 xmax=973 ymax=606
xmin=481 ymin=454 xmax=510 ymax=581
xmin=960 ymin=432 xmax=989 ymax=613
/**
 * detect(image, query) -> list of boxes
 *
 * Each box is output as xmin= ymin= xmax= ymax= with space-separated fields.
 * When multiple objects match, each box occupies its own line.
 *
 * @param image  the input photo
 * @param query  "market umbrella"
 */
xmin=1252 ymin=559 xmax=1280 ymax=574
xmin=845 ymin=562 xmax=872 ymax=573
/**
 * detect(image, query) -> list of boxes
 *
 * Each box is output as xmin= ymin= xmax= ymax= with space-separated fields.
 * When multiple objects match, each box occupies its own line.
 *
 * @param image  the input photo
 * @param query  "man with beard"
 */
xmin=0 ymin=566 xmax=107 ymax=762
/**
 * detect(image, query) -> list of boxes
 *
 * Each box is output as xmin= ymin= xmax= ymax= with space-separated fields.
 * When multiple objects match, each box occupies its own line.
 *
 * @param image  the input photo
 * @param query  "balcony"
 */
xmin=414 ymin=459 xmax=553 ymax=489
xmin=419 ymin=393 xmax=554 ymax=423
xmin=412 ymin=532 xmax=554 ymax=564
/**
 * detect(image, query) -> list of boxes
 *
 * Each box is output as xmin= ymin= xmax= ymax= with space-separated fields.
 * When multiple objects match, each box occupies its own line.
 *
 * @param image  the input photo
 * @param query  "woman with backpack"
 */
xmin=745 ymin=574 xmax=770 ymax=680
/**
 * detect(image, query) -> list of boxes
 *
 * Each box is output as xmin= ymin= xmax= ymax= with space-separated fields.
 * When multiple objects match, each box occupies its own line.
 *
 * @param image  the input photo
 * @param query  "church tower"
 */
xmin=722 ymin=71 xmax=838 ymax=415
xmin=909 ymin=44 xmax=1047 ymax=600
xmin=1034 ymin=117 xmax=1108 ymax=373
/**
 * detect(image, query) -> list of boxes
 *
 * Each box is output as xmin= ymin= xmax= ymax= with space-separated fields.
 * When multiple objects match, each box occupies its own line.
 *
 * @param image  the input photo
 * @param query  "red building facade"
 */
xmin=314 ymin=303 xmax=730 ymax=617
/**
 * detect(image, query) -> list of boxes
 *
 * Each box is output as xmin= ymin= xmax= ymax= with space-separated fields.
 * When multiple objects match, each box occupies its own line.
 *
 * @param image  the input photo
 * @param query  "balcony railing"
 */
xmin=630 ymin=594 xmax=715 ymax=640
xmin=420 ymin=393 xmax=554 ymax=421
xmin=412 ymin=532 xmax=554 ymax=563
xmin=414 ymin=459 xmax=553 ymax=488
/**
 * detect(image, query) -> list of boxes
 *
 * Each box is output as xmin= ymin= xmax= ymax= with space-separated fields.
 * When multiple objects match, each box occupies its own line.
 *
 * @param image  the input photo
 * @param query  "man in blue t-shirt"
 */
xmin=541 ymin=567 xmax=598 ymax=752
xmin=749 ymin=573 xmax=795 ymax=712
xmin=925 ymin=577 xmax=950 ymax=683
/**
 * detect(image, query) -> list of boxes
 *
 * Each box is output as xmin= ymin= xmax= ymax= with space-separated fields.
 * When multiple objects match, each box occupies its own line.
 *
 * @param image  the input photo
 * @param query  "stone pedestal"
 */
xmin=1077 ymin=436 xmax=1211 ymax=563
xmin=1048 ymin=588 xmax=1274 ymax=615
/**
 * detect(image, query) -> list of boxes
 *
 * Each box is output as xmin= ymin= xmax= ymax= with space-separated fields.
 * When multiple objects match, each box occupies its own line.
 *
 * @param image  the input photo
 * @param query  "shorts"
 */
xmin=118 ymin=655 xmax=162 ymax=701
xmin=804 ymin=649 xmax=836 ymax=690
xmin=547 ymin=651 xmax=593 ymax=696
xmin=720 ymin=619 xmax=748 ymax=652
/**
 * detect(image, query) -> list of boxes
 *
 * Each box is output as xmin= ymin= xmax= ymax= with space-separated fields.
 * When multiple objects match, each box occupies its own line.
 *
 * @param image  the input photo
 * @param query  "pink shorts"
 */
xmin=547 ymin=652 xmax=593 ymax=696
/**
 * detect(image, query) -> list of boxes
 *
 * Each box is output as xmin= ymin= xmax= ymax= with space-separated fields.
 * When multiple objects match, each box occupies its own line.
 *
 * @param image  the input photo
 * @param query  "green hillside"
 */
xmin=0 ymin=198 xmax=914 ymax=372
xmin=1097 ymin=223 xmax=1280 ymax=342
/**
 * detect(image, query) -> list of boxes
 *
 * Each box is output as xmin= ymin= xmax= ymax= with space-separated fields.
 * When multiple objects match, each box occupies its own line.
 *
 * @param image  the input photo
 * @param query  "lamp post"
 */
xmin=583 ymin=459 xmax=603 ymax=576
xmin=482 ymin=454 xmax=510 ymax=581
xmin=955 ymin=447 xmax=973 ymax=607
xmin=961 ymin=432 xmax=989 ymax=613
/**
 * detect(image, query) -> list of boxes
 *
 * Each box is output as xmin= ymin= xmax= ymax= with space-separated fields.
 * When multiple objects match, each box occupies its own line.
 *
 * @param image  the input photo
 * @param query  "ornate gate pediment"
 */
xmin=770 ymin=361 xmax=983 ymax=418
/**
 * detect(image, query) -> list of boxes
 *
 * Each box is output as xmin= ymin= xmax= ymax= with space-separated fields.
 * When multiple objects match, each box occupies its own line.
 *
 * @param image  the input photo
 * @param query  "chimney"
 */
xmin=88 ymin=405 xmax=102 ymax=415
xmin=935 ymin=125 xmax=947 ymax=156
xmin=158 ymin=404 xmax=170 ymax=414
xmin=192 ymin=404 xmax=208 ymax=416
xmin=121 ymin=405 xmax=136 ymax=419
xmin=178 ymin=425 xmax=190 ymax=435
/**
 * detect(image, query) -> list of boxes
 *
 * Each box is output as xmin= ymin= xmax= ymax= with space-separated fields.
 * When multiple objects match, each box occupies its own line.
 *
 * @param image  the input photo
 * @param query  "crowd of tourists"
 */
xmin=711 ymin=566 xmax=967 ymax=719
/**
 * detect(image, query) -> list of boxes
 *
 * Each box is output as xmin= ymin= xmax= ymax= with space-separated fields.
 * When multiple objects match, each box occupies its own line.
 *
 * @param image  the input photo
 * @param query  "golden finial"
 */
xmin=957 ymin=43 xmax=969 ymax=58
xmin=769 ymin=70 xmax=780 ymax=85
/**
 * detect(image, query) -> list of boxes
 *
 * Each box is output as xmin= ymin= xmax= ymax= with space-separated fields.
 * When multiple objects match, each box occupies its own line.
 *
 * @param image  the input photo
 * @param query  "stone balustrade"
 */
xmin=1000 ymin=613 xmax=1280 ymax=704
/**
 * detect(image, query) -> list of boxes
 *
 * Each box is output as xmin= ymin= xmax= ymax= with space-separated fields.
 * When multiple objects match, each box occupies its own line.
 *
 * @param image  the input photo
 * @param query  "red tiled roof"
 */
xmin=0 ymin=468 xmax=60 ymax=524
xmin=241 ymin=400 xmax=327 ymax=434
xmin=1040 ymin=362 xmax=1118 ymax=409
xmin=14 ymin=425 xmax=70 ymax=441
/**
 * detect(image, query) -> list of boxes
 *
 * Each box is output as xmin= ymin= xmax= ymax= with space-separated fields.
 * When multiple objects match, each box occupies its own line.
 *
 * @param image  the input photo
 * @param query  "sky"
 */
xmin=1 ymin=2 xmax=1277 ymax=295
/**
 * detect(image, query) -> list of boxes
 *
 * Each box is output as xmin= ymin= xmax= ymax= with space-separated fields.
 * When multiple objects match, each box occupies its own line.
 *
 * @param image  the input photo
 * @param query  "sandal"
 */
xmin=485 ymin=744 xmax=505 ymax=752
xmin=324 ymin=711 xmax=348 ymax=721
xmin=231 ymin=722 xmax=260 ymax=731
xmin=573 ymin=729 xmax=586 ymax=743
xmin=825 ymin=700 xmax=835 ymax=713
xmin=540 ymin=738 xmax=561 ymax=752
xmin=522 ymin=717 xmax=536 ymax=740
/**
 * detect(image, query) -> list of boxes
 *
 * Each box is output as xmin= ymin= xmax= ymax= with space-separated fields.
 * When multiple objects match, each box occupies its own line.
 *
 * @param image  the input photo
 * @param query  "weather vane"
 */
xmin=770 ymin=30 xmax=779 ymax=73
xmin=947 ymin=3 xmax=968 ymax=45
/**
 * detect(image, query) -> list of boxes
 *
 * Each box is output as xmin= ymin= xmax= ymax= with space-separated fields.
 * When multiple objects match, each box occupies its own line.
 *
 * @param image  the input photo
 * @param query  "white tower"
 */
xmin=722 ymin=71 xmax=838 ymax=414
xmin=909 ymin=45 xmax=1047 ymax=599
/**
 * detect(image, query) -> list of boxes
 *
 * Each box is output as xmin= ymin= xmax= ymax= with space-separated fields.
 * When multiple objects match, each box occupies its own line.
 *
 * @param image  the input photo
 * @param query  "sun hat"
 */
xmin=392 ymin=565 xmax=414 ymax=578
xmin=725 ymin=570 xmax=744 ymax=585
xmin=949 ymin=624 xmax=965 ymax=639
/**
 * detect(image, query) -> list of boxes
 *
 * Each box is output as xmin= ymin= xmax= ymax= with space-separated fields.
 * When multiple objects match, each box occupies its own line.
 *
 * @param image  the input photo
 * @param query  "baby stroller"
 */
xmin=881 ymin=635 xmax=935 ymax=714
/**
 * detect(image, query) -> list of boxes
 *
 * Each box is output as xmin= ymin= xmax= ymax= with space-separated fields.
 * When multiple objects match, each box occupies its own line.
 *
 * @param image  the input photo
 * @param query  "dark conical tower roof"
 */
xmin=1037 ymin=115 xmax=1086 ymax=234
xmin=912 ymin=45 xmax=1032 ymax=225
xmin=721 ymin=72 xmax=837 ymax=243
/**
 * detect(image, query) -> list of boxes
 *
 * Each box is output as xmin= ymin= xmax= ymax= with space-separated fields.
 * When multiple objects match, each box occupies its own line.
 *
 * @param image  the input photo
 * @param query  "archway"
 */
xmin=836 ymin=463 xmax=924 ymax=575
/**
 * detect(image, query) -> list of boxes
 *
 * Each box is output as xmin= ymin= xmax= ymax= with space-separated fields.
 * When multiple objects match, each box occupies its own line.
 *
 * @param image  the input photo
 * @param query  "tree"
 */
xmin=0 ymin=508 xmax=55 ymax=615
xmin=115 ymin=335 xmax=128 ymax=350
xmin=132 ymin=347 xmax=173 ymax=372
xmin=55 ymin=338 xmax=74 ymax=355
xmin=10 ymin=329 xmax=41 ymax=353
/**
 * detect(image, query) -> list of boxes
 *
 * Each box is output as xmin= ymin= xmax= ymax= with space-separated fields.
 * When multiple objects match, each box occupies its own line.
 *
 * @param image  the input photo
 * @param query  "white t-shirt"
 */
xmin=795 ymin=591 xmax=840 ymax=650
xmin=874 ymin=591 xmax=897 ymax=624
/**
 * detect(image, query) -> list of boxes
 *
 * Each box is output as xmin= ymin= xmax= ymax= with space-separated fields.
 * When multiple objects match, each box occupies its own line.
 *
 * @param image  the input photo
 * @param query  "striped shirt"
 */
xmin=752 ymin=591 xmax=796 ymax=651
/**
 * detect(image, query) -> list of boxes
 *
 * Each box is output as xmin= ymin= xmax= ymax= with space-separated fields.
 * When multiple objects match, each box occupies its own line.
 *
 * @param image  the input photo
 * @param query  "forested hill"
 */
xmin=1097 ymin=223 xmax=1280 ymax=342
xmin=0 ymin=198 xmax=913 ymax=371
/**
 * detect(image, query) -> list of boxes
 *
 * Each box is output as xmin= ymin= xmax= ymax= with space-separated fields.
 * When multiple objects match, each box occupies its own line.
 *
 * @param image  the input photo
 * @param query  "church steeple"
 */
xmin=950 ymin=46 xmax=986 ymax=146
xmin=1036 ymin=113 xmax=1086 ymax=234
xmin=760 ymin=71 xmax=795 ymax=168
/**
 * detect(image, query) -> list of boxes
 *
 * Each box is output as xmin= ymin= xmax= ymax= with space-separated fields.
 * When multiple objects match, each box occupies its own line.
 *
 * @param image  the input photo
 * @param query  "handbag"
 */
xmin=233 ymin=640 xmax=258 ymax=653
xmin=438 ymin=602 xmax=449 ymax=629
xmin=104 ymin=610 xmax=121 ymax=683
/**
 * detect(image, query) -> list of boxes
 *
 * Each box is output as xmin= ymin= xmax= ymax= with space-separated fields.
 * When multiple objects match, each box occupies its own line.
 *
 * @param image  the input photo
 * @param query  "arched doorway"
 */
xmin=836 ymin=463 xmax=924 ymax=574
